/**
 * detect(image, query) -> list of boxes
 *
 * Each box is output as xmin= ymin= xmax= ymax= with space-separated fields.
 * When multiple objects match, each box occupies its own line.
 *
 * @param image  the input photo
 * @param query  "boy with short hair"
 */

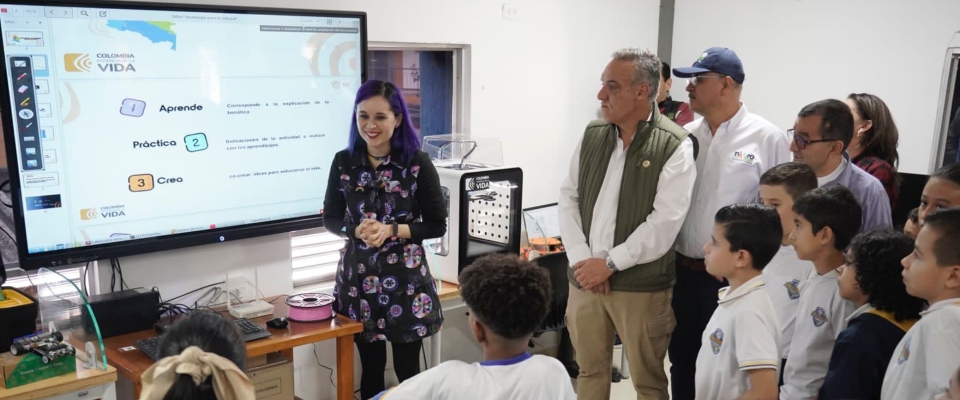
xmin=881 ymin=208 xmax=960 ymax=400
xmin=696 ymin=203 xmax=783 ymax=400
xmin=372 ymin=253 xmax=576 ymax=400
xmin=780 ymin=186 xmax=860 ymax=400
xmin=758 ymin=162 xmax=818 ymax=373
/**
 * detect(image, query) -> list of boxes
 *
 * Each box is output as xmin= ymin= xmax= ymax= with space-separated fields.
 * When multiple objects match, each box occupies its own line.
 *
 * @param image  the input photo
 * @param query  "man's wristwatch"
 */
xmin=606 ymin=257 xmax=618 ymax=273
xmin=391 ymin=222 xmax=399 ymax=238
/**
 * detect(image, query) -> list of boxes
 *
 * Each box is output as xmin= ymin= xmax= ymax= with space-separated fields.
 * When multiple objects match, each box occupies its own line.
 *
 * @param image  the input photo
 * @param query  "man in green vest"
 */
xmin=559 ymin=48 xmax=697 ymax=400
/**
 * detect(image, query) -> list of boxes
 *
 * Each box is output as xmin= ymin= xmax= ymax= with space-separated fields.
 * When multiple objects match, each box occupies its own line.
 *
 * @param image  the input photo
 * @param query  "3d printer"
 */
xmin=422 ymin=135 xmax=523 ymax=284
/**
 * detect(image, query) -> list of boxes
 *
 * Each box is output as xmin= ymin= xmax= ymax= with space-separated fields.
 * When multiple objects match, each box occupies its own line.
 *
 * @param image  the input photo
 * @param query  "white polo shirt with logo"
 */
xmin=780 ymin=268 xmax=856 ymax=400
xmin=696 ymin=274 xmax=781 ymax=399
xmin=881 ymin=298 xmax=960 ymax=400
xmin=375 ymin=353 xmax=576 ymax=400
xmin=676 ymin=104 xmax=792 ymax=259
xmin=762 ymin=245 xmax=814 ymax=358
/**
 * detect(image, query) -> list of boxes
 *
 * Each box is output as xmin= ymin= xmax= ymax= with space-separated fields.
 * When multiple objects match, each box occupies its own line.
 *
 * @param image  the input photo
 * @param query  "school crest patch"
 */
xmin=784 ymin=279 xmax=800 ymax=300
xmin=709 ymin=328 xmax=724 ymax=354
xmin=897 ymin=337 xmax=911 ymax=364
xmin=811 ymin=306 xmax=828 ymax=327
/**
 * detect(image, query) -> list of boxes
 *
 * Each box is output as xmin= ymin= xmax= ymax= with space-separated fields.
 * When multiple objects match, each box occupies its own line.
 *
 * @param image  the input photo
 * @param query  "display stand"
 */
xmin=34 ymin=268 xmax=108 ymax=371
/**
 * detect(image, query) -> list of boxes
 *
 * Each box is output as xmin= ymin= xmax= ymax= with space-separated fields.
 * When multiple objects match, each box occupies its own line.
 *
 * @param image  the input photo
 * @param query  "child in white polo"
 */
xmin=881 ymin=208 xmax=960 ymax=400
xmin=758 ymin=162 xmax=817 ymax=375
xmin=371 ymin=253 xmax=575 ymax=400
xmin=695 ymin=203 xmax=782 ymax=399
xmin=780 ymin=186 xmax=859 ymax=400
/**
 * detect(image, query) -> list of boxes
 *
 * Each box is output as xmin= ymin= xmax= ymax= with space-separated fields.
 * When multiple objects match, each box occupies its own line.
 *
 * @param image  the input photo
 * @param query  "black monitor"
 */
xmin=0 ymin=0 xmax=367 ymax=269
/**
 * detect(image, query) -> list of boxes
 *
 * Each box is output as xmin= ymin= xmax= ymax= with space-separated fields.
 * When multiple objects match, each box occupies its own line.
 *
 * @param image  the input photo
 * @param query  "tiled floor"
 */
xmin=609 ymin=346 xmax=672 ymax=400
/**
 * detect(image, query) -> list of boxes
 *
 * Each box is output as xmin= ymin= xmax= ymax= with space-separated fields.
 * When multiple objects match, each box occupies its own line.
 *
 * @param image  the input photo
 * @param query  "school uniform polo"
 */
xmin=881 ymin=298 xmax=960 ymax=400
xmin=762 ymin=245 xmax=814 ymax=358
xmin=780 ymin=268 xmax=856 ymax=400
xmin=695 ymin=275 xmax=781 ymax=399
xmin=819 ymin=305 xmax=916 ymax=399
xmin=373 ymin=353 xmax=576 ymax=400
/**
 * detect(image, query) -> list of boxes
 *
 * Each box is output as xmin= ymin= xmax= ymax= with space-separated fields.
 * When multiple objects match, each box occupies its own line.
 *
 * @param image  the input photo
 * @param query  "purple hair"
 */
xmin=347 ymin=80 xmax=421 ymax=162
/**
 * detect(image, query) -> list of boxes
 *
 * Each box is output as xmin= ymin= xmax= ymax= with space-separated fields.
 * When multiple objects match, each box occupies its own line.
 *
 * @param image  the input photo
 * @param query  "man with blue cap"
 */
xmin=669 ymin=47 xmax=792 ymax=400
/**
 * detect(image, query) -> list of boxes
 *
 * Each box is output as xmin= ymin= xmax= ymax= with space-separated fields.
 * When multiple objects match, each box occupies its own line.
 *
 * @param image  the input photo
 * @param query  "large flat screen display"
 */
xmin=0 ymin=0 xmax=366 ymax=269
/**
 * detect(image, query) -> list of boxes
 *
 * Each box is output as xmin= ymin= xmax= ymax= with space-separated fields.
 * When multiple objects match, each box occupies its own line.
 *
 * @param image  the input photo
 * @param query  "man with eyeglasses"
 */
xmin=668 ymin=47 xmax=792 ymax=400
xmin=789 ymin=99 xmax=892 ymax=234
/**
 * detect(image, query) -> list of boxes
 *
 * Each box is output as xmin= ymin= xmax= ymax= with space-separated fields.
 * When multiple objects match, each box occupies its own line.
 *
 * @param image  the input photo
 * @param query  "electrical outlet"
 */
xmin=501 ymin=3 xmax=519 ymax=20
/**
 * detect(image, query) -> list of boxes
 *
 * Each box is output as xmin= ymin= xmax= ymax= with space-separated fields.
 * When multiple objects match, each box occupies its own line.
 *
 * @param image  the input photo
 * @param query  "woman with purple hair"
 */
xmin=323 ymin=80 xmax=447 ymax=398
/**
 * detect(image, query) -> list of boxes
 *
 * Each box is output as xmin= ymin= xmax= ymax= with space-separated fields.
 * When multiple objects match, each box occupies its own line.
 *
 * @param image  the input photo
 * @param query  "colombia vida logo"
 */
xmin=80 ymin=205 xmax=126 ymax=220
xmin=79 ymin=208 xmax=98 ymax=220
xmin=64 ymin=53 xmax=92 ymax=72
xmin=64 ymin=53 xmax=136 ymax=72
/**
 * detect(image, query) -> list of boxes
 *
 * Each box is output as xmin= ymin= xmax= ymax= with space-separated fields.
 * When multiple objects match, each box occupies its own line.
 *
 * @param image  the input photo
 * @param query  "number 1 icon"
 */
xmin=119 ymin=98 xmax=146 ymax=117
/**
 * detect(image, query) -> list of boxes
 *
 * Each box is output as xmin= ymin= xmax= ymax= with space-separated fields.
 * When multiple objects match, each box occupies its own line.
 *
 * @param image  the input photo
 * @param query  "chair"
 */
xmin=531 ymin=251 xmax=578 ymax=378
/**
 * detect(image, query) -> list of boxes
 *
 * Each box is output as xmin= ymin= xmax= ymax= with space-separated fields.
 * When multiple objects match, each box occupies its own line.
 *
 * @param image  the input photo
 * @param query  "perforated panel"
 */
xmin=467 ymin=180 xmax=515 ymax=244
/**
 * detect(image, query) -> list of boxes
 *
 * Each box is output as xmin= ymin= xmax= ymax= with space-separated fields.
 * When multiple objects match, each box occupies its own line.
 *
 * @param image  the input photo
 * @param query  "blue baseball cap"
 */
xmin=673 ymin=47 xmax=745 ymax=84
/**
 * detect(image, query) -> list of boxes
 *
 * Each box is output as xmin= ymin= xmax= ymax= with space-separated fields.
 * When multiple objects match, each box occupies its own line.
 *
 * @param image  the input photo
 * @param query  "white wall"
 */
xmin=132 ymin=0 xmax=662 ymax=209
xmin=671 ymin=0 xmax=960 ymax=174
xmin=107 ymin=1 xmax=661 ymax=399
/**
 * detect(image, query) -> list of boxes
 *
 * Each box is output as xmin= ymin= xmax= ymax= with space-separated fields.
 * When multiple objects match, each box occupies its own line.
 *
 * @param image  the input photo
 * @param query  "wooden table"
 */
xmin=102 ymin=295 xmax=362 ymax=400
xmin=436 ymin=280 xmax=460 ymax=302
xmin=0 ymin=363 xmax=117 ymax=400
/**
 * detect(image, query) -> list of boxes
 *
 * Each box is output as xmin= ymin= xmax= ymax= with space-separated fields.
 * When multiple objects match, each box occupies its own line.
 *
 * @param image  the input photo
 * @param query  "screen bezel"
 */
xmin=0 ymin=0 xmax=367 ymax=269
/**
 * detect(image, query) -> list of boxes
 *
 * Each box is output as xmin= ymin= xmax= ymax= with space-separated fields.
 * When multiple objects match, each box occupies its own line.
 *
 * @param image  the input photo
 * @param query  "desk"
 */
xmin=436 ymin=280 xmax=460 ymax=302
xmin=103 ymin=296 xmax=362 ymax=400
xmin=0 ymin=363 xmax=117 ymax=400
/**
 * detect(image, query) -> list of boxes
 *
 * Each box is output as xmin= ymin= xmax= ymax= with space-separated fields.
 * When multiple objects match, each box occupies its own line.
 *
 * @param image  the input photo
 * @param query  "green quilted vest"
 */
xmin=567 ymin=107 xmax=688 ymax=292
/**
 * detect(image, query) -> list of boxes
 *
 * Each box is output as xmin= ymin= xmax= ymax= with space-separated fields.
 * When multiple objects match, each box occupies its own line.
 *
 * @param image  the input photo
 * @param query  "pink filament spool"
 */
xmin=285 ymin=293 xmax=335 ymax=322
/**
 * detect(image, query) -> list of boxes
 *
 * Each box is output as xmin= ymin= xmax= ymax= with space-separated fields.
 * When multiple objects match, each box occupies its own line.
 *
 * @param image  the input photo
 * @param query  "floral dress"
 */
xmin=323 ymin=149 xmax=446 ymax=343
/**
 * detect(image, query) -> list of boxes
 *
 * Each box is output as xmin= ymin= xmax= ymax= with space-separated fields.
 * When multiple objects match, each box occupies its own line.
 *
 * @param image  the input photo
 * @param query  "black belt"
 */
xmin=676 ymin=252 xmax=706 ymax=271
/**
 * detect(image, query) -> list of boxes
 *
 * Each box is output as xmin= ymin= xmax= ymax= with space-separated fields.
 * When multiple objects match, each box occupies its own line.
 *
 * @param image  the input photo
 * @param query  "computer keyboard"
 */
xmin=135 ymin=318 xmax=272 ymax=360
xmin=235 ymin=318 xmax=272 ymax=342
xmin=134 ymin=336 xmax=162 ymax=361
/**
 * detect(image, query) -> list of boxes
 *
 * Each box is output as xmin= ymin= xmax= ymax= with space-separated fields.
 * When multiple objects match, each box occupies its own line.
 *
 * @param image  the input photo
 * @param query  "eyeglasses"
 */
xmin=686 ymin=74 xmax=726 ymax=87
xmin=788 ymin=129 xmax=838 ymax=150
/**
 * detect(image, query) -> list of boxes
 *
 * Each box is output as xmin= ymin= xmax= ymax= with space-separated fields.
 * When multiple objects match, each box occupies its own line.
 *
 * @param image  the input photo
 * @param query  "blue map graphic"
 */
xmin=106 ymin=20 xmax=177 ymax=50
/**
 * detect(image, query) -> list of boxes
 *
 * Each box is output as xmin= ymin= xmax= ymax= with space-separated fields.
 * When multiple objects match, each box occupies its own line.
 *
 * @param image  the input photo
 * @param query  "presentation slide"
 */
xmin=1 ymin=4 xmax=362 ymax=254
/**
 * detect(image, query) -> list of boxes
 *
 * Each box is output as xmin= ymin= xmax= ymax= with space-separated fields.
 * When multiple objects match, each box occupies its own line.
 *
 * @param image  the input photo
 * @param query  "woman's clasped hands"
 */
xmin=355 ymin=218 xmax=393 ymax=248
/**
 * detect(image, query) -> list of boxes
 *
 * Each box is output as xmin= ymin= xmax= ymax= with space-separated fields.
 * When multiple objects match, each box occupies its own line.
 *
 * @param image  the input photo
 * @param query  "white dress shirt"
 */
xmin=559 ymin=121 xmax=697 ymax=270
xmin=881 ymin=298 xmax=960 ymax=400
xmin=676 ymin=104 xmax=792 ymax=258
xmin=696 ymin=275 xmax=781 ymax=400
